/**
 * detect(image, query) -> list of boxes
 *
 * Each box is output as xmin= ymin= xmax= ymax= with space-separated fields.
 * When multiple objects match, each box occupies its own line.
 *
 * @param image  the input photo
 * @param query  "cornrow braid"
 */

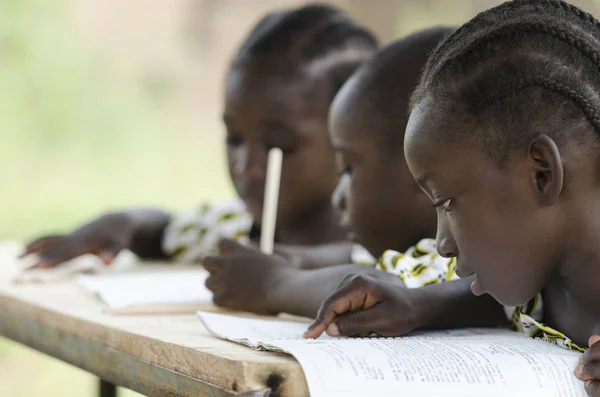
xmin=442 ymin=21 xmax=600 ymax=77
xmin=411 ymin=0 xmax=600 ymax=166
xmin=477 ymin=75 xmax=600 ymax=133
xmin=232 ymin=3 xmax=377 ymax=102
xmin=422 ymin=0 xmax=600 ymax=92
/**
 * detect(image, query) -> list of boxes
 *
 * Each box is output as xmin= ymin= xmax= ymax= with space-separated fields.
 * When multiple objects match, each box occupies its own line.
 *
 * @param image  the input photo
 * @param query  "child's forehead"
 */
xmin=227 ymin=63 xmax=329 ymax=103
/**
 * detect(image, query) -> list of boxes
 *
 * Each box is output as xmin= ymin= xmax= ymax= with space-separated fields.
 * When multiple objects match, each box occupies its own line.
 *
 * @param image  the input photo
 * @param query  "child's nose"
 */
xmin=436 ymin=218 xmax=458 ymax=258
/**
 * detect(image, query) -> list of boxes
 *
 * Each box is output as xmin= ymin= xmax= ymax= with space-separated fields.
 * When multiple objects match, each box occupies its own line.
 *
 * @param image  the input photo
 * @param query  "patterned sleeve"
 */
xmin=161 ymin=199 xmax=253 ymax=263
xmin=375 ymin=239 xmax=459 ymax=288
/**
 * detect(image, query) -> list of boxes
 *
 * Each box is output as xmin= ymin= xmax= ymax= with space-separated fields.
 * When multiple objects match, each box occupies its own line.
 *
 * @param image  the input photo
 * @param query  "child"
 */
xmin=204 ymin=28 xmax=506 ymax=329
xmin=19 ymin=4 xmax=378 ymax=268
xmin=305 ymin=1 xmax=600 ymax=393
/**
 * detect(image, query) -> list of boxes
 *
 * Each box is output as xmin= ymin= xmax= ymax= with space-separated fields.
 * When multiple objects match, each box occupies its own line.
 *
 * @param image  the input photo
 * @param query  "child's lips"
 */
xmin=454 ymin=264 xmax=472 ymax=278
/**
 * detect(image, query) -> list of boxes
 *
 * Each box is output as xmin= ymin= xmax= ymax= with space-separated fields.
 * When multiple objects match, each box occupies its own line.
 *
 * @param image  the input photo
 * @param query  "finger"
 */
xmin=584 ymin=379 xmax=600 ymax=396
xmin=34 ymin=240 xmax=96 ymax=269
xmin=582 ymin=340 xmax=600 ymax=364
xmin=218 ymin=238 xmax=246 ymax=255
xmin=205 ymin=275 xmax=220 ymax=292
xmin=20 ymin=235 xmax=64 ymax=258
xmin=577 ymin=361 xmax=600 ymax=381
xmin=333 ymin=305 xmax=413 ymax=337
xmin=305 ymin=288 xmax=360 ymax=338
xmin=304 ymin=276 xmax=376 ymax=339
xmin=212 ymin=292 xmax=232 ymax=307
xmin=98 ymin=242 xmax=123 ymax=266
xmin=591 ymin=336 xmax=600 ymax=347
xmin=202 ymin=256 xmax=225 ymax=275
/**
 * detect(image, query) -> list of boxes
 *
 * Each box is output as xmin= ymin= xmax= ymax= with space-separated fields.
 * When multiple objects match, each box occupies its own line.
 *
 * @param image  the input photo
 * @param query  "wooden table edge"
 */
xmin=0 ymin=300 xmax=273 ymax=397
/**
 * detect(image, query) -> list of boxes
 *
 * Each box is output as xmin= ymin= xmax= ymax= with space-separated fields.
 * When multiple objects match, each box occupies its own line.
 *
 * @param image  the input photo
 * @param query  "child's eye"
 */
xmin=433 ymin=198 xmax=453 ymax=213
xmin=442 ymin=199 xmax=452 ymax=212
xmin=226 ymin=134 xmax=243 ymax=147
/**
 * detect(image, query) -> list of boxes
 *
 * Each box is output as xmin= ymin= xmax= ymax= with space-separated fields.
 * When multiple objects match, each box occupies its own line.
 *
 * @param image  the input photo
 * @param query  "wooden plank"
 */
xmin=0 ymin=243 xmax=309 ymax=397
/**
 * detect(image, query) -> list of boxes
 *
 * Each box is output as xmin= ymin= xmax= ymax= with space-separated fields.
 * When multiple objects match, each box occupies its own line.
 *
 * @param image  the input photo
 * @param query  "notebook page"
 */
xmin=77 ymin=269 xmax=212 ymax=310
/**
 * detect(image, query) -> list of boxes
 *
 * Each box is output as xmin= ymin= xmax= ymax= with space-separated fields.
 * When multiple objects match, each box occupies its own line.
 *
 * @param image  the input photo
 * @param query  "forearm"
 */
xmin=267 ymin=264 xmax=398 ymax=318
xmin=116 ymin=209 xmax=171 ymax=260
xmin=284 ymin=241 xmax=354 ymax=270
xmin=413 ymin=277 xmax=509 ymax=330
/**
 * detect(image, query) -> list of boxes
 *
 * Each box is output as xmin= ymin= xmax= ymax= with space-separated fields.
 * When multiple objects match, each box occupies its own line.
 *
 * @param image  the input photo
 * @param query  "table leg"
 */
xmin=99 ymin=379 xmax=117 ymax=397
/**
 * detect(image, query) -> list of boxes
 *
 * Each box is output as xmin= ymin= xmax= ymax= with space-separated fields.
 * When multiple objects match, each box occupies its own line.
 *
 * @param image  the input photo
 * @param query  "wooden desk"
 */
xmin=0 ymin=243 xmax=309 ymax=397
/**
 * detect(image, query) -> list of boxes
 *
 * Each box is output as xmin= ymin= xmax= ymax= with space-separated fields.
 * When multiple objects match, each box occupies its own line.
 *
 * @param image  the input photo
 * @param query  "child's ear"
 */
xmin=528 ymin=134 xmax=564 ymax=206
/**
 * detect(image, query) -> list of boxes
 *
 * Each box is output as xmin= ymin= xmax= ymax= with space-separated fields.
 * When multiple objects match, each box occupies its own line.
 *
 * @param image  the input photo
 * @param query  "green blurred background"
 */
xmin=2 ymin=0 xmax=600 ymax=396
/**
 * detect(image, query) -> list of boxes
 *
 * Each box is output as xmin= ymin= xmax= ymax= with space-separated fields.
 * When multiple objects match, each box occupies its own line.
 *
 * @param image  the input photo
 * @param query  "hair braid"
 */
xmin=231 ymin=3 xmax=377 ymax=103
xmin=411 ymin=0 xmax=600 ymax=166
xmin=442 ymin=21 xmax=600 ymax=76
xmin=478 ymin=75 xmax=600 ymax=133
xmin=425 ymin=0 xmax=600 ymax=85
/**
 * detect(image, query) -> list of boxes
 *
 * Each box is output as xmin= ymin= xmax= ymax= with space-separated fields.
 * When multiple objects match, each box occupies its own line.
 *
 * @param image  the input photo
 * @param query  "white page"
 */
xmin=198 ymin=312 xmax=586 ymax=397
xmin=77 ymin=269 xmax=212 ymax=310
xmin=197 ymin=311 xmax=332 ymax=350
xmin=271 ymin=337 xmax=585 ymax=397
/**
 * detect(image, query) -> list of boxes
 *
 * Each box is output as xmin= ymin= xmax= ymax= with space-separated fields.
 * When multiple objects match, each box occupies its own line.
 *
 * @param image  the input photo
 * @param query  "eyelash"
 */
xmin=226 ymin=136 xmax=295 ymax=155
xmin=433 ymin=198 xmax=453 ymax=213
xmin=226 ymin=134 xmax=242 ymax=146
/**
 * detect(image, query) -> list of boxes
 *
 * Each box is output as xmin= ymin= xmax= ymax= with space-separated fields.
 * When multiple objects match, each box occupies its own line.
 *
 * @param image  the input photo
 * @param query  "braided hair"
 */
xmin=412 ymin=0 xmax=600 ymax=166
xmin=232 ymin=3 xmax=378 ymax=102
xmin=341 ymin=27 xmax=455 ymax=153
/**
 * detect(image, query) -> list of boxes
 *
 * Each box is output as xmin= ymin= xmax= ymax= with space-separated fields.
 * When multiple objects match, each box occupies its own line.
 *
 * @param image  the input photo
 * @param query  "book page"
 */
xmin=77 ymin=269 xmax=212 ymax=312
xmin=197 ymin=311 xmax=329 ymax=349
xmin=198 ymin=312 xmax=585 ymax=397
xmin=270 ymin=337 xmax=585 ymax=397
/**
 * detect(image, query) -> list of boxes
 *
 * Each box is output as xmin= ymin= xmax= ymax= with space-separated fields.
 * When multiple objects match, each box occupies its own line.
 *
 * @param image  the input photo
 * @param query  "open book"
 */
xmin=198 ymin=311 xmax=586 ymax=397
xmin=76 ymin=269 xmax=212 ymax=314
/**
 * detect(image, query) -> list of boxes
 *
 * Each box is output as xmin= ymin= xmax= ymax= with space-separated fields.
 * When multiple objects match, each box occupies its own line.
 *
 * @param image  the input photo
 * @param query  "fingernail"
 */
xmin=326 ymin=323 xmax=340 ymax=337
xmin=585 ymin=380 xmax=591 ymax=389
xmin=576 ymin=364 xmax=584 ymax=378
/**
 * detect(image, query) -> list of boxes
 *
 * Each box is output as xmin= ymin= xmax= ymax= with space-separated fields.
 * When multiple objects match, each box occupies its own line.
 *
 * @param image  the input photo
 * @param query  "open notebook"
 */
xmin=197 ymin=311 xmax=586 ymax=397
xmin=76 ymin=269 xmax=212 ymax=314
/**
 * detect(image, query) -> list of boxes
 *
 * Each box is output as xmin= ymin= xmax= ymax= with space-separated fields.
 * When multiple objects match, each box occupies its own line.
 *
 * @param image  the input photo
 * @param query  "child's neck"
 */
xmin=545 ymin=202 xmax=600 ymax=345
xmin=277 ymin=205 xmax=346 ymax=246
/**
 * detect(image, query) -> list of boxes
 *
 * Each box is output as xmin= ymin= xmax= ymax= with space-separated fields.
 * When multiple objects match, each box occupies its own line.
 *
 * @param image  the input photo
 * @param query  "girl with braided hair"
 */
xmin=20 ymin=4 xmax=378 ymax=269
xmin=306 ymin=1 xmax=600 ymax=394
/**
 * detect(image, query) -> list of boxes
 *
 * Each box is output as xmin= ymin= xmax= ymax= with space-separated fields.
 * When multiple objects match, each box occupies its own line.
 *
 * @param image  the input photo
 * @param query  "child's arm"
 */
xmin=203 ymin=239 xmax=393 ymax=315
xmin=204 ymin=239 xmax=507 ymax=335
xmin=21 ymin=209 xmax=170 ymax=268
xmin=275 ymin=241 xmax=355 ymax=270
xmin=303 ymin=274 xmax=507 ymax=338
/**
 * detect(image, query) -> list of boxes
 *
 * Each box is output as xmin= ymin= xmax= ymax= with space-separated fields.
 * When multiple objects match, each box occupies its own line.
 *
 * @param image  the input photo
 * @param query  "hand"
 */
xmin=203 ymin=239 xmax=291 ymax=314
xmin=576 ymin=335 xmax=600 ymax=395
xmin=19 ymin=213 xmax=134 ymax=268
xmin=304 ymin=274 xmax=425 ymax=339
